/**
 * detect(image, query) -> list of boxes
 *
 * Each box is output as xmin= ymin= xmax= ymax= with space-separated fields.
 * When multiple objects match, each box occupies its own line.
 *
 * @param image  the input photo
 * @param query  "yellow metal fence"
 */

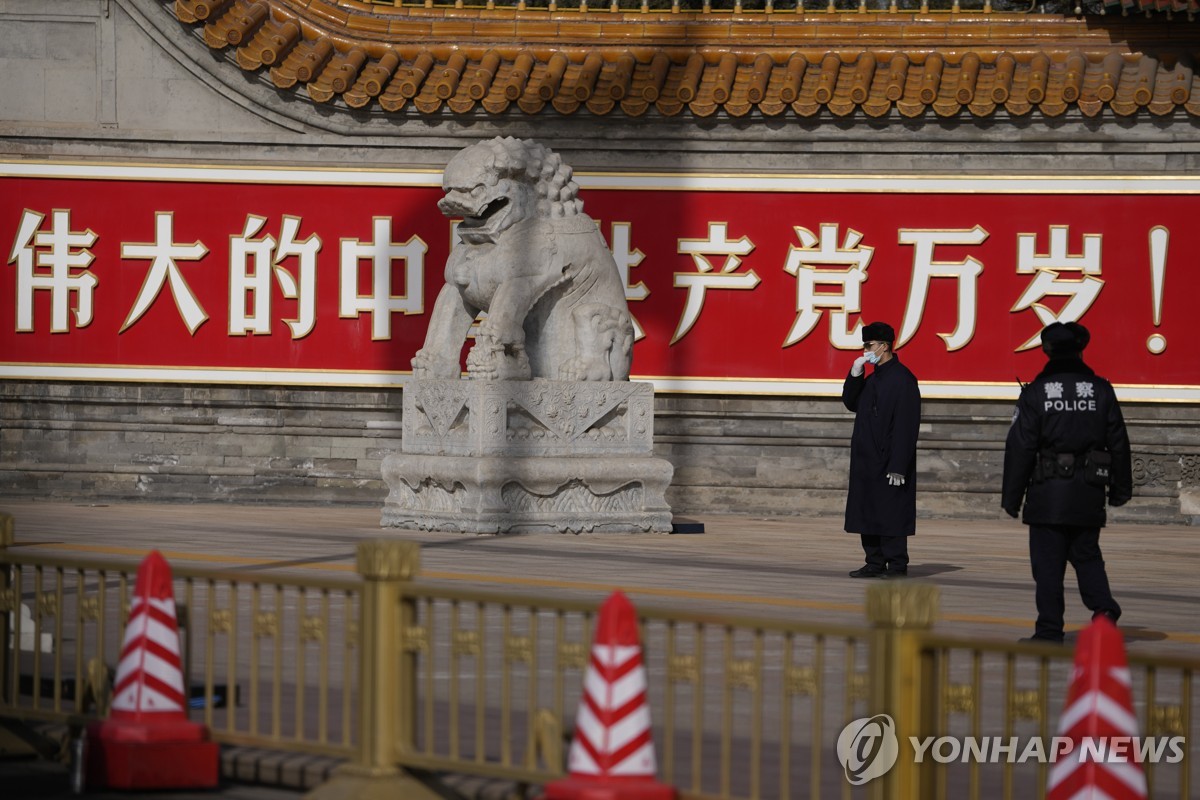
xmin=1 ymin=519 xmax=1197 ymax=799
xmin=0 ymin=515 xmax=360 ymax=760
xmin=389 ymin=581 xmax=881 ymax=798
xmin=911 ymin=634 xmax=1195 ymax=800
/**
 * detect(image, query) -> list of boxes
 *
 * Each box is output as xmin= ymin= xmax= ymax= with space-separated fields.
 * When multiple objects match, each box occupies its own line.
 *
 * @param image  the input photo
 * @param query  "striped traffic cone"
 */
xmin=542 ymin=590 xmax=675 ymax=800
xmin=1046 ymin=615 xmax=1147 ymax=800
xmin=86 ymin=550 xmax=219 ymax=789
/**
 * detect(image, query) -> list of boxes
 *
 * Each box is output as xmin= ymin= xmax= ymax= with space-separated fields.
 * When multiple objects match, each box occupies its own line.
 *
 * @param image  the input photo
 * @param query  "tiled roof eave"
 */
xmin=172 ymin=0 xmax=1200 ymax=121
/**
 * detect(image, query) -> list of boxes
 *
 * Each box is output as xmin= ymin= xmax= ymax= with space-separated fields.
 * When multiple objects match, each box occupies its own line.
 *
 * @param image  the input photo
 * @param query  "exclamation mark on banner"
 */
xmin=1147 ymin=226 xmax=1168 ymax=355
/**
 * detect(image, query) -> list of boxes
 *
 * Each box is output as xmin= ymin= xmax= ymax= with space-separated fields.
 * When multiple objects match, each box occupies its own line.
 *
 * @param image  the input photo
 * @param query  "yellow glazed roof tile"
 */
xmin=171 ymin=0 xmax=1200 ymax=120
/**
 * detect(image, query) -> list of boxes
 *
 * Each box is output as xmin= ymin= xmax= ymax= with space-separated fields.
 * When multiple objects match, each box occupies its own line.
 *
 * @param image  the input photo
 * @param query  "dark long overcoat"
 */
xmin=842 ymin=356 xmax=921 ymax=537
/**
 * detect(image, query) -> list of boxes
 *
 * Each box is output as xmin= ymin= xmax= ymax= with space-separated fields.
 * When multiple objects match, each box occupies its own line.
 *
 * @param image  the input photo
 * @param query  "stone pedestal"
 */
xmin=381 ymin=380 xmax=673 ymax=533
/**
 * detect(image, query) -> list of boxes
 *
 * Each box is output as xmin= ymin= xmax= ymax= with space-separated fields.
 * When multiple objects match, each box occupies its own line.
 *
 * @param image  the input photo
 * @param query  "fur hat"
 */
xmin=1041 ymin=321 xmax=1090 ymax=357
xmin=861 ymin=321 xmax=896 ymax=345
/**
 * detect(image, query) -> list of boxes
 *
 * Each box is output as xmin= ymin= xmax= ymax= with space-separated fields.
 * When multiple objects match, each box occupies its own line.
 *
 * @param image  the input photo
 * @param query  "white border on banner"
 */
xmin=3 ymin=161 xmax=1199 ymax=401
xmin=8 ymin=160 xmax=1200 ymax=194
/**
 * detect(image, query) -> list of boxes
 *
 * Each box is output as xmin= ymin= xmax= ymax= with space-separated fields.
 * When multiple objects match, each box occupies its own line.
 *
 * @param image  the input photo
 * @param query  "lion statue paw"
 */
xmin=467 ymin=337 xmax=531 ymax=381
xmin=413 ymin=349 xmax=462 ymax=380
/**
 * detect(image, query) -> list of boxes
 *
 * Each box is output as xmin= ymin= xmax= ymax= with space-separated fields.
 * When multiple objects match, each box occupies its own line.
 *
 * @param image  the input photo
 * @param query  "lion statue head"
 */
xmin=438 ymin=137 xmax=584 ymax=245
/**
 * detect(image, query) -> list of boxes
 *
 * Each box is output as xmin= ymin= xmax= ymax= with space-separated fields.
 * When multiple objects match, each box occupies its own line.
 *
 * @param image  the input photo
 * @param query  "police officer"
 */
xmin=843 ymin=321 xmax=921 ymax=579
xmin=1002 ymin=321 xmax=1132 ymax=643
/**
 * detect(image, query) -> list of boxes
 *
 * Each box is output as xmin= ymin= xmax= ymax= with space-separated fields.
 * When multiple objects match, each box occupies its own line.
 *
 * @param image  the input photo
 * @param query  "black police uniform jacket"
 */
xmin=1001 ymin=356 xmax=1133 ymax=527
xmin=842 ymin=356 xmax=921 ymax=537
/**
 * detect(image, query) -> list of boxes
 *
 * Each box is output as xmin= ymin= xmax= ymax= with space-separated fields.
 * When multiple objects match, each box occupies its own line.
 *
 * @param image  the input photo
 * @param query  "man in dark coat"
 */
xmin=842 ymin=321 xmax=921 ymax=579
xmin=1002 ymin=321 xmax=1132 ymax=643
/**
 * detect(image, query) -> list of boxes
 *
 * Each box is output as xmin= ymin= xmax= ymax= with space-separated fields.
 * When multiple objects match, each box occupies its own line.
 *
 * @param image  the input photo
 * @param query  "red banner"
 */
xmin=2 ymin=164 xmax=1196 ymax=400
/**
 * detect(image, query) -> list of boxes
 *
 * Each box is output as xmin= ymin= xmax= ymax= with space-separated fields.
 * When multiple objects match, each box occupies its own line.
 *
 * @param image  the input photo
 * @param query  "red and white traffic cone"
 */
xmin=86 ymin=550 xmax=219 ymax=789
xmin=1047 ymin=615 xmax=1147 ymax=800
xmin=542 ymin=590 xmax=675 ymax=800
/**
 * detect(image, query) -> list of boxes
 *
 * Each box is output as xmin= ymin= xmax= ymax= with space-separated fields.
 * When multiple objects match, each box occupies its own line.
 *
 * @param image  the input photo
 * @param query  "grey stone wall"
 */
xmin=2 ymin=382 xmax=1195 ymax=524
xmin=656 ymin=395 xmax=1195 ymax=524
xmin=0 ymin=382 xmax=401 ymax=505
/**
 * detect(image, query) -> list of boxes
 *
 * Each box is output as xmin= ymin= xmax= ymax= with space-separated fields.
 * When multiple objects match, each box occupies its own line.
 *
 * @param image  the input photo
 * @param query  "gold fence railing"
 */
xmin=909 ymin=633 xmax=1196 ymax=800
xmin=325 ymin=540 xmax=1198 ymax=800
xmin=1 ymin=517 xmax=1197 ymax=800
xmin=0 ymin=516 xmax=361 ymax=760
xmin=377 ymin=580 xmax=882 ymax=798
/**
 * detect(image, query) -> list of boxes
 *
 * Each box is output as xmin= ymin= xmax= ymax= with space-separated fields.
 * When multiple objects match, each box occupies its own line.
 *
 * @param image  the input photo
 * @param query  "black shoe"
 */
xmin=1092 ymin=610 xmax=1119 ymax=624
xmin=849 ymin=566 xmax=885 ymax=578
xmin=1019 ymin=635 xmax=1065 ymax=645
xmin=881 ymin=569 xmax=908 ymax=580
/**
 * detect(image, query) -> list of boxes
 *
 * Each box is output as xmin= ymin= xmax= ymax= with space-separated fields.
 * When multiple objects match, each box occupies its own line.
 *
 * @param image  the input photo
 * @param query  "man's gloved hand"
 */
xmin=1003 ymin=506 xmax=1019 ymax=519
xmin=886 ymin=473 xmax=905 ymax=486
xmin=851 ymin=355 xmax=869 ymax=377
xmin=1109 ymin=496 xmax=1130 ymax=508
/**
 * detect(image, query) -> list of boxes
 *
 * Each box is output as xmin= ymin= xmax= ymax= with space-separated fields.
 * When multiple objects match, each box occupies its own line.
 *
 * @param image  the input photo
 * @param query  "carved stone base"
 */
xmin=381 ymin=452 xmax=674 ymax=534
xmin=383 ymin=378 xmax=674 ymax=533
xmin=401 ymin=378 xmax=655 ymax=458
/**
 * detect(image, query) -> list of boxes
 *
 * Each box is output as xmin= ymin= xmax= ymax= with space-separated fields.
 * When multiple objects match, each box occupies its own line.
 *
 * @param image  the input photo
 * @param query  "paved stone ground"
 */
xmin=2 ymin=500 xmax=1198 ymax=798
xmin=5 ymin=500 xmax=1198 ymax=652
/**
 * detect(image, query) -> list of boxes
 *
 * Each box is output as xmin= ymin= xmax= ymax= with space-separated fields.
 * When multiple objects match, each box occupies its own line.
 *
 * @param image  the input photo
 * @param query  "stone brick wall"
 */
xmin=0 ymin=382 xmax=401 ymax=505
xmin=2 ymin=381 xmax=1194 ymax=524
xmin=658 ymin=394 xmax=1195 ymax=524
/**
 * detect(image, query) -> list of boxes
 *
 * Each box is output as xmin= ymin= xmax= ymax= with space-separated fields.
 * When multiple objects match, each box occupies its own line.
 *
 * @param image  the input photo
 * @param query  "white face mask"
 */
xmin=864 ymin=350 xmax=881 ymax=365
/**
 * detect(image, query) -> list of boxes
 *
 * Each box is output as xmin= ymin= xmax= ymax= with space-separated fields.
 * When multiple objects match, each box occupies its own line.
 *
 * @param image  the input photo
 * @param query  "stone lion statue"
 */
xmin=412 ymin=137 xmax=634 ymax=382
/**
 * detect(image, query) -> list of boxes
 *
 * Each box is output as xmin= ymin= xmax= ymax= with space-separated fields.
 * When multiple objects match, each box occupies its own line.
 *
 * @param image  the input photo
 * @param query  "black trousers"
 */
xmin=1029 ymin=524 xmax=1121 ymax=641
xmin=860 ymin=534 xmax=909 ymax=571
